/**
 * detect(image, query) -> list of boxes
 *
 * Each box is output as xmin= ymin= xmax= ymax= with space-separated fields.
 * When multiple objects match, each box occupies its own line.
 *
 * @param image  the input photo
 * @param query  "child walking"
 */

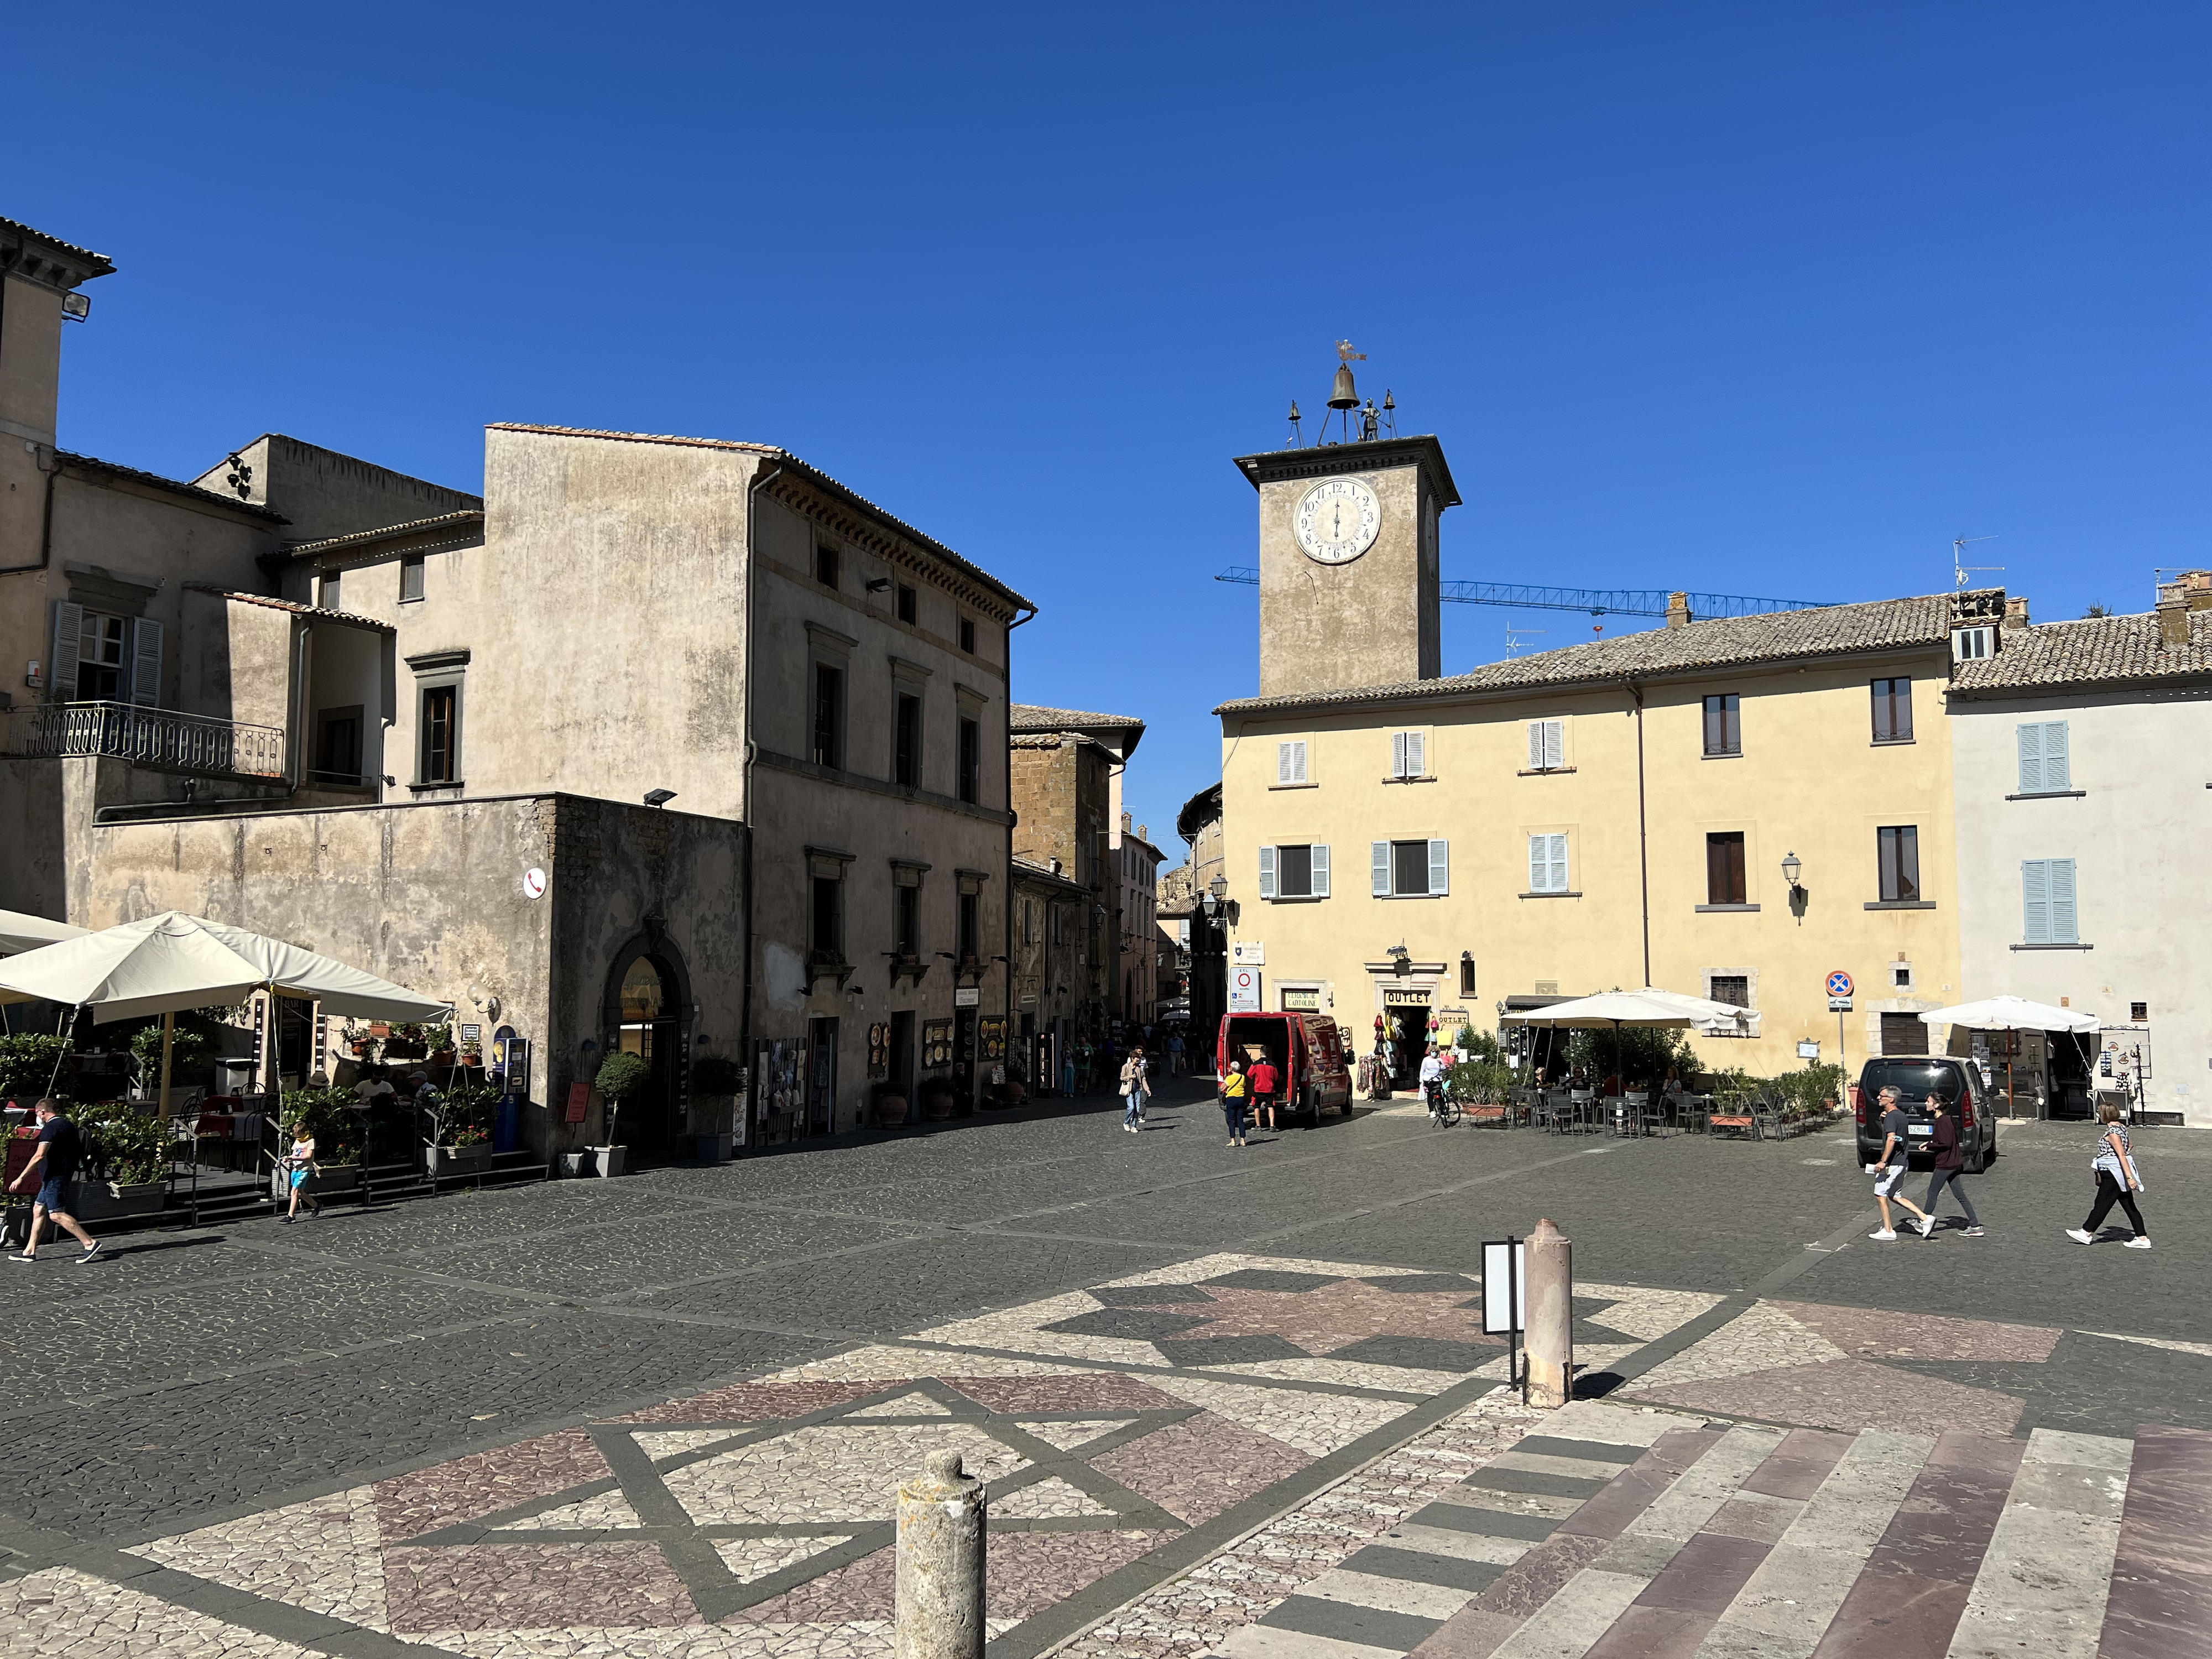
xmin=283 ymin=1122 xmax=322 ymax=1223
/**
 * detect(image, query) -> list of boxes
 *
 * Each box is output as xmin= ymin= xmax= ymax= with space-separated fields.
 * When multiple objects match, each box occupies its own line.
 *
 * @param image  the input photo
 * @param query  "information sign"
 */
xmin=1228 ymin=966 xmax=1262 ymax=1012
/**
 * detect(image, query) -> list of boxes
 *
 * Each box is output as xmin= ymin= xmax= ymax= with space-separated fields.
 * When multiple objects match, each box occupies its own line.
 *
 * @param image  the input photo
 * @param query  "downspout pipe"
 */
xmin=735 ymin=461 xmax=785 ymax=1156
xmin=0 ymin=448 xmax=62 ymax=578
xmin=1626 ymin=678 xmax=1651 ymax=987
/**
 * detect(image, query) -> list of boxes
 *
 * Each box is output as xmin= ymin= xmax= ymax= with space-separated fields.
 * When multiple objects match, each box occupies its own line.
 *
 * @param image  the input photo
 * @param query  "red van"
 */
xmin=1216 ymin=1012 xmax=1354 ymax=1123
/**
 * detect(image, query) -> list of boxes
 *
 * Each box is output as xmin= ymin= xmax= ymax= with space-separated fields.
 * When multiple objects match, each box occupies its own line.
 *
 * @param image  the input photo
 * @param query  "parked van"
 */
xmin=1215 ymin=1013 xmax=1353 ymax=1123
xmin=1853 ymin=1057 xmax=1999 ymax=1173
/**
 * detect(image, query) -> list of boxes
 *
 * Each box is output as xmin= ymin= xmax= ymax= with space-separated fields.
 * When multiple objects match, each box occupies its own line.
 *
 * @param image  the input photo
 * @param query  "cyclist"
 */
xmin=1419 ymin=1045 xmax=1449 ymax=1122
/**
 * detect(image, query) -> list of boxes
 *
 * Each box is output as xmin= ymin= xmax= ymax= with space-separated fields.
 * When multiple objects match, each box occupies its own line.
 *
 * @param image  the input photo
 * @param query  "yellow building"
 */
xmin=1213 ymin=389 xmax=1990 ymax=1081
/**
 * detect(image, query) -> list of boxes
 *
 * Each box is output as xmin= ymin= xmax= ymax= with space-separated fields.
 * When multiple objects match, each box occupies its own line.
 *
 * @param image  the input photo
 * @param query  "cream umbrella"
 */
xmin=1917 ymin=994 xmax=2102 ymax=1120
xmin=1503 ymin=988 xmax=1746 ymax=1120
xmin=0 ymin=910 xmax=88 ymax=956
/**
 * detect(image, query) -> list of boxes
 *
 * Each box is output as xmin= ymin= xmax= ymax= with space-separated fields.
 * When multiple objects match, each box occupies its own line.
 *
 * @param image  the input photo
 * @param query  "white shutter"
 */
xmin=1311 ymin=843 xmax=1330 ymax=897
xmin=1258 ymin=844 xmax=1277 ymax=899
xmin=1527 ymin=722 xmax=1543 ymax=770
xmin=2045 ymin=722 xmax=2070 ymax=791
xmin=1278 ymin=742 xmax=1292 ymax=784
xmin=2050 ymin=858 xmax=2078 ymax=943
xmin=130 ymin=617 xmax=163 ymax=708
xmin=1530 ymin=833 xmax=1567 ymax=893
xmin=1405 ymin=731 xmax=1425 ymax=776
xmin=1545 ymin=721 xmax=1564 ymax=770
xmin=1551 ymin=834 xmax=1569 ymax=891
xmin=2017 ymin=723 xmax=2043 ymax=794
xmin=2022 ymin=859 xmax=2049 ymax=944
xmin=1391 ymin=732 xmax=1407 ymax=778
xmin=1528 ymin=834 xmax=1544 ymax=891
xmin=1276 ymin=739 xmax=1306 ymax=783
xmin=1427 ymin=838 xmax=1449 ymax=896
xmin=1372 ymin=841 xmax=1390 ymax=896
xmin=49 ymin=602 xmax=82 ymax=700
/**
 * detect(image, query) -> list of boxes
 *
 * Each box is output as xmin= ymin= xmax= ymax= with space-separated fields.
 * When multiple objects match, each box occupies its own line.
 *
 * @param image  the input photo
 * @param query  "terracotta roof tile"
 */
xmin=59 ymin=451 xmax=288 ymax=522
xmin=1950 ymin=609 xmax=2212 ymax=696
xmin=182 ymin=585 xmax=395 ymax=633
xmin=1215 ymin=592 xmax=1980 ymax=716
xmin=288 ymin=509 xmax=486 ymax=557
xmin=1009 ymin=703 xmax=1146 ymax=730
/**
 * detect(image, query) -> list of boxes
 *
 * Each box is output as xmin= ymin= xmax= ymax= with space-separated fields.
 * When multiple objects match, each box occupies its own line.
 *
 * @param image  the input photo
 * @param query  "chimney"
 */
xmin=2180 ymin=569 xmax=2212 ymax=612
xmin=2003 ymin=596 xmax=2030 ymax=630
xmin=1665 ymin=592 xmax=1693 ymax=629
xmin=2157 ymin=582 xmax=2188 ymax=648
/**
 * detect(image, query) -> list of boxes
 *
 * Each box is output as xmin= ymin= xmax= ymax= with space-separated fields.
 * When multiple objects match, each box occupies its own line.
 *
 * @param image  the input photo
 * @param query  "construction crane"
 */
xmin=1212 ymin=568 xmax=1832 ymax=620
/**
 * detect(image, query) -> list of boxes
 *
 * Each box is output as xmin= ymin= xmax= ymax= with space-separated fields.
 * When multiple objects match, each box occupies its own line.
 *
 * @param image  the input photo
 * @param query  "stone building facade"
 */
xmin=1009 ymin=854 xmax=1090 ymax=1094
xmin=1008 ymin=729 xmax=1113 ymax=1044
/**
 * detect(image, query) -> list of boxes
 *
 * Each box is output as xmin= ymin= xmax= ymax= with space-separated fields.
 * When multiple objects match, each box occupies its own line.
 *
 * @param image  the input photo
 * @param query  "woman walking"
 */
xmin=1922 ymin=1093 xmax=1983 ymax=1237
xmin=1219 ymin=1060 xmax=1250 ymax=1149
xmin=1120 ymin=1045 xmax=1150 ymax=1133
xmin=282 ymin=1120 xmax=322 ymax=1223
xmin=2067 ymin=1100 xmax=2150 ymax=1248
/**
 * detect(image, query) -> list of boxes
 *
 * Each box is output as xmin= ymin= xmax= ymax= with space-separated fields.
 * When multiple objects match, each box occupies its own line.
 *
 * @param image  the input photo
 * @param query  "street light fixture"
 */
xmin=1781 ymin=851 xmax=1802 ymax=893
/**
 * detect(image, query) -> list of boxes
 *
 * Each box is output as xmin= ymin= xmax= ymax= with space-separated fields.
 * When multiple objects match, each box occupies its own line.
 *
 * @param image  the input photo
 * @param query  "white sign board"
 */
xmin=954 ymin=987 xmax=981 ymax=1009
xmin=1829 ymin=997 xmax=1853 ymax=1013
xmin=1233 ymin=940 xmax=1265 ymax=966
xmin=1481 ymin=1240 xmax=1526 ymax=1335
xmin=1797 ymin=1040 xmax=1820 ymax=1060
xmin=1228 ymin=966 xmax=1262 ymax=1013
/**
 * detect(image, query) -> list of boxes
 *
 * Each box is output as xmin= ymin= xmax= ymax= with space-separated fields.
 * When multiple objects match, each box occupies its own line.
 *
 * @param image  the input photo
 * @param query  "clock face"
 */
xmin=1293 ymin=477 xmax=1382 ymax=565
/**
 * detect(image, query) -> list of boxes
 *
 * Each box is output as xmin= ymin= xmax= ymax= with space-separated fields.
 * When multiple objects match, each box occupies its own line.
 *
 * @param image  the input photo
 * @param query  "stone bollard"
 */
xmin=895 ymin=1448 xmax=986 ymax=1659
xmin=1524 ymin=1217 xmax=1574 ymax=1409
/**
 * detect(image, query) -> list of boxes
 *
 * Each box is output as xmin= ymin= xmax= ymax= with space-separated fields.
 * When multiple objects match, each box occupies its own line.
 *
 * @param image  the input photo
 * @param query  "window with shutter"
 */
xmin=1258 ymin=844 xmax=1277 ymax=899
xmin=2018 ymin=721 xmax=2071 ymax=792
xmin=1391 ymin=732 xmax=1407 ymax=777
xmin=129 ymin=618 xmax=163 ymax=708
xmin=1526 ymin=719 xmax=1564 ymax=770
xmin=1277 ymin=740 xmax=1307 ymax=784
xmin=2044 ymin=722 xmax=2070 ymax=790
xmin=2017 ymin=723 xmax=2044 ymax=794
xmin=1529 ymin=833 xmax=1568 ymax=893
xmin=1372 ymin=841 xmax=1390 ymax=896
xmin=48 ymin=602 xmax=82 ymax=700
xmin=1311 ymin=843 xmax=1330 ymax=897
xmin=1406 ymin=731 xmax=1425 ymax=776
xmin=1276 ymin=844 xmax=1314 ymax=898
xmin=1427 ymin=839 xmax=1449 ymax=896
xmin=1389 ymin=839 xmax=1431 ymax=896
xmin=2049 ymin=858 xmax=2078 ymax=943
xmin=2022 ymin=859 xmax=2050 ymax=943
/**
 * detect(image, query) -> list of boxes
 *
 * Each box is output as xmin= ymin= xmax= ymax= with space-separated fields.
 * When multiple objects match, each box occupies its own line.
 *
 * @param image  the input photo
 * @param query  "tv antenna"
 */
xmin=1953 ymin=535 xmax=2001 ymax=590
xmin=1505 ymin=626 xmax=1547 ymax=658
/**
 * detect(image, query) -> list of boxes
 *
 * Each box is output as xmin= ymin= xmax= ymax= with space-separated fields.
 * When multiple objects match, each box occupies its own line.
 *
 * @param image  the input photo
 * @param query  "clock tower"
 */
xmin=1234 ymin=353 xmax=1460 ymax=698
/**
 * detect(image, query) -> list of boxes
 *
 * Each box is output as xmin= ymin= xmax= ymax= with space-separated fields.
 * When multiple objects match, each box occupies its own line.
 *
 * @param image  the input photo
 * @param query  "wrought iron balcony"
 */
xmin=4 ymin=701 xmax=286 ymax=779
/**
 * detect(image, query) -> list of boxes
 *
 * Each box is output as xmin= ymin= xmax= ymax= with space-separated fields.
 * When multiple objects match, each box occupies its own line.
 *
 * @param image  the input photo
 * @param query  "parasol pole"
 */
xmin=159 ymin=1011 xmax=175 ymax=1119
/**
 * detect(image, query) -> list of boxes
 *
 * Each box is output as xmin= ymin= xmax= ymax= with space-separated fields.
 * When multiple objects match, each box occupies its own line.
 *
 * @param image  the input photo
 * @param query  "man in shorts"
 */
xmin=7 ymin=1098 xmax=101 ymax=1263
xmin=1869 ymin=1086 xmax=1935 ymax=1240
xmin=1247 ymin=1054 xmax=1280 ymax=1131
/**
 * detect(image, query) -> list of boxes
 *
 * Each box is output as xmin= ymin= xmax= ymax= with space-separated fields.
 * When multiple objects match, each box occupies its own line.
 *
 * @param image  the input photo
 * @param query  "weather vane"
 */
xmin=1335 ymin=340 xmax=1367 ymax=364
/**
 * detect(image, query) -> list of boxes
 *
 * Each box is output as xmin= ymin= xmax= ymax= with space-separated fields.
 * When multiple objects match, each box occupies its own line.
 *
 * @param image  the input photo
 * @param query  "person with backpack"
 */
xmin=1219 ymin=1060 xmax=1250 ymax=1149
xmin=1921 ymin=1092 xmax=1982 ymax=1237
xmin=2067 ymin=1099 xmax=2150 ymax=1248
xmin=1119 ymin=1045 xmax=1150 ymax=1133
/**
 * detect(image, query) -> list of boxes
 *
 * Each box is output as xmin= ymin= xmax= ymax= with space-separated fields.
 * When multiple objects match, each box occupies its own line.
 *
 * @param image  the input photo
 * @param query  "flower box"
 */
xmin=430 ymin=1144 xmax=489 ymax=1176
xmin=71 ymin=1179 xmax=165 ymax=1220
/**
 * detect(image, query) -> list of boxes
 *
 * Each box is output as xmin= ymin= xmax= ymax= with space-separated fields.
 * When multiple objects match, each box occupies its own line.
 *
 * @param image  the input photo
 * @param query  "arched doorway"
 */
xmin=602 ymin=939 xmax=689 ymax=1150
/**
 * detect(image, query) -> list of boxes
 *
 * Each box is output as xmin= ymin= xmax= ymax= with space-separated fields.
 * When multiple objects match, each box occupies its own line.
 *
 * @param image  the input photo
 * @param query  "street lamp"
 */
xmin=1202 ymin=874 xmax=1227 ymax=917
xmin=1781 ymin=851 xmax=1802 ymax=894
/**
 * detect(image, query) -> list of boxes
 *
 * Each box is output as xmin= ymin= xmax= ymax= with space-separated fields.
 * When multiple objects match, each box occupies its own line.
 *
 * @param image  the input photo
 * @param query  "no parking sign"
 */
xmin=1229 ymin=965 xmax=1262 ymax=1012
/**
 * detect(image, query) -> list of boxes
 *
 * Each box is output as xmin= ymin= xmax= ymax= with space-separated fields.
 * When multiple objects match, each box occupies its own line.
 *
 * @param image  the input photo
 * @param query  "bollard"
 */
xmin=895 ymin=1448 xmax=985 ymax=1659
xmin=1524 ymin=1217 xmax=1574 ymax=1409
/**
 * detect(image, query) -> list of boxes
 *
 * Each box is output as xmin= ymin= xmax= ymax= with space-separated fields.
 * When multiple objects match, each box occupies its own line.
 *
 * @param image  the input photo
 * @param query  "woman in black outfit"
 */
xmin=1922 ymin=1094 xmax=1982 ymax=1237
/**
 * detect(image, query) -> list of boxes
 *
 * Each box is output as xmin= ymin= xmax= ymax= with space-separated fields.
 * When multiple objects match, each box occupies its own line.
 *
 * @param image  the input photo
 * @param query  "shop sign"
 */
xmin=1383 ymin=987 xmax=1432 ymax=1006
xmin=1233 ymin=941 xmax=1265 ymax=966
xmin=954 ymin=986 xmax=981 ymax=1008
xmin=1281 ymin=988 xmax=1321 ymax=1012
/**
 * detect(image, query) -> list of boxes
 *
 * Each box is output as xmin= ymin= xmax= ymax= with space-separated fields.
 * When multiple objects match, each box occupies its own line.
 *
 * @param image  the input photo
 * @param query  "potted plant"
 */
xmin=871 ymin=1079 xmax=910 ymax=1129
xmin=423 ymin=1079 xmax=499 ymax=1178
xmin=687 ymin=1055 xmax=743 ymax=1161
xmin=919 ymin=1073 xmax=956 ymax=1121
xmin=383 ymin=1022 xmax=428 ymax=1061
xmin=592 ymin=1051 xmax=649 ymax=1176
xmin=76 ymin=1110 xmax=170 ymax=1219
xmin=460 ymin=1040 xmax=483 ymax=1069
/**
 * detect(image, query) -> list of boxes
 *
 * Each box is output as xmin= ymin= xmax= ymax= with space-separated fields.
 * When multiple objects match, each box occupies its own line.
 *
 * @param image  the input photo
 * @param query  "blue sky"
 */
xmin=9 ymin=4 xmax=2208 ymax=853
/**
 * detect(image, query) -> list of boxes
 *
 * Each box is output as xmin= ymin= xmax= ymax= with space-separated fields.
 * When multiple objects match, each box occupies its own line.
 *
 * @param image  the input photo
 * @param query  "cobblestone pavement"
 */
xmin=2 ymin=1081 xmax=2208 ymax=1657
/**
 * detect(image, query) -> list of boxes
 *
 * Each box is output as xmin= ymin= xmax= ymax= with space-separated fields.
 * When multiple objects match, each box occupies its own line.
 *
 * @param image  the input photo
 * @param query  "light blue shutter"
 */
xmin=1392 ymin=732 xmax=1407 ymax=778
xmin=1428 ymin=839 xmax=1449 ymax=896
xmin=130 ymin=617 xmax=162 ymax=708
xmin=1311 ymin=843 xmax=1331 ymax=897
xmin=2017 ymin=724 xmax=2043 ymax=794
xmin=2045 ymin=722 xmax=2070 ymax=790
xmin=49 ymin=602 xmax=82 ymax=700
xmin=1372 ymin=841 xmax=1390 ymax=896
xmin=2050 ymin=858 xmax=2078 ymax=943
xmin=2022 ymin=859 xmax=2049 ymax=943
xmin=1258 ymin=845 xmax=1277 ymax=899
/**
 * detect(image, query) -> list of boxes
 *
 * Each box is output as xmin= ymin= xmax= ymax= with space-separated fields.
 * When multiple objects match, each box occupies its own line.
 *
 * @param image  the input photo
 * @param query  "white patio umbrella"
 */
xmin=1917 ymin=994 xmax=2102 ymax=1120
xmin=0 ymin=909 xmax=88 ymax=956
xmin=1504 ymin=988 xmax=1749 ymax=1109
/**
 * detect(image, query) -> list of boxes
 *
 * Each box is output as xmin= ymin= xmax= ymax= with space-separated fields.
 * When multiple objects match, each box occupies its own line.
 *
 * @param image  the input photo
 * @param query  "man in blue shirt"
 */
xmin=8 ymin=1099 xmax=101 ymax=1263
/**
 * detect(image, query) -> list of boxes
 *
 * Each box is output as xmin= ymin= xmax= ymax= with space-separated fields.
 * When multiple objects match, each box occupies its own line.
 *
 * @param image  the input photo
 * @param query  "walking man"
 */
xmin=2067 ymin=1099 xmax=2150 ymax=1247
xmin=1167 ymin=1030 xmax=1185 ymax=1077
xmin=1119 ymin=1044 xmax=1150 ymax=1133
xmin=1922 ymin=1092 xmax=1983 ymax=1237
xmin=1868 ymin=1086 xmax=1935 ymax=1240
xmin=7 ymin=1099 xmax=101 ymax=1264
xmin=1248 ymin=1053 xmax=1280 ymax=1132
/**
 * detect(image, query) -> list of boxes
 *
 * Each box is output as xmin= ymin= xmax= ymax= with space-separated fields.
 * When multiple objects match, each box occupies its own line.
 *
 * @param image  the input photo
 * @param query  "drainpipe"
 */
xmin=735 ymin=460 xmax=784 ymax=1156
xmin=1626 ymin=678 xmax=1651 ymax=987
xmin=0 ymin=448 xmax=62 ymax=578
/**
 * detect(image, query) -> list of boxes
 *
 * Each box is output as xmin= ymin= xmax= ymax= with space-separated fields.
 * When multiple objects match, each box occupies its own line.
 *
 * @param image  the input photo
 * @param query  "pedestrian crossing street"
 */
xmin=1214 ymin=1399 xmax=2204 ymax=1659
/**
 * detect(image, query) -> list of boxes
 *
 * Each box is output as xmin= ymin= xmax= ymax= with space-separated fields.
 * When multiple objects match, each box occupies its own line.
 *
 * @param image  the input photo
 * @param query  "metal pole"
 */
xmin=1506 ymin=1232 xmax=1521 ymax=1405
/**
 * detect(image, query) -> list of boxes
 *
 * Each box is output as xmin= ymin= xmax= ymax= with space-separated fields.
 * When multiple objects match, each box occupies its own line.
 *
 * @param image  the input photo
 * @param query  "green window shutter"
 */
xmin=2022 ymin=859 xmax=2049 ymax=943
xmin=1372 ymin=841 xmax=1390 ymax=896
xmin=2050 ymin=858 xmax=2078 ymax=943
xmin=1427 ymin=839 xmax=1449 ymax=896
xmin=1311 ymin=843 xmax=1331 ymax=898
xmin=1258 ymin=845 xmax=1276 ymax=900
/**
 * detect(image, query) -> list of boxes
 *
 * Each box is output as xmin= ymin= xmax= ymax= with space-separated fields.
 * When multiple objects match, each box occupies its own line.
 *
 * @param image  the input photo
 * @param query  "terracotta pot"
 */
xmin=874 ymin=1092 xmax=909 ymax=1128
xmin=921 ymin=1088 xmax=954 ymax=1122
xmin=461 ymin=1054 xmax=482 ymax=1068
xmin=369 ymin=1023 xmax=390 ymax=1039
xmin=429 ymin=1050 xmax=456 ymax=1068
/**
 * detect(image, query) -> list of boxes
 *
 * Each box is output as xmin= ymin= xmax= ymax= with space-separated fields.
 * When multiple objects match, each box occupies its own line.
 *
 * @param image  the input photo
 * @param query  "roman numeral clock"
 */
xmin=1235 ymin=347 xmax=1461 ymax=698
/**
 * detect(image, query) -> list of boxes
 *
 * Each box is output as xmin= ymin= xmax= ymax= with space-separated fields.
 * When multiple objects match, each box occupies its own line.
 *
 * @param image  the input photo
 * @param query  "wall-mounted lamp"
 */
xmin=644 ymin=788 xmax=677 ymax=808
xmin=865 ymin=577 xmax=893 ymax=593
xmin=1781 ymin=850 xmax=1807 ymax=926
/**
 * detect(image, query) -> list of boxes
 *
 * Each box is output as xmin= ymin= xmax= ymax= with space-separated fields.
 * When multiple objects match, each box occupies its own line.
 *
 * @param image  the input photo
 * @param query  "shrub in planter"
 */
xmin=0 ymin=1034 xmax=71 ymax=1102
xmin=594 ymin=1051 xmax=650 ymax=1152
xmin=919 ymin=1076 xmax=956 ymax=1121
xmin=84 ymin=1109 xmax=170 ymax=1188
xmin=280 ymin=1088 xmax=364 ymax=1167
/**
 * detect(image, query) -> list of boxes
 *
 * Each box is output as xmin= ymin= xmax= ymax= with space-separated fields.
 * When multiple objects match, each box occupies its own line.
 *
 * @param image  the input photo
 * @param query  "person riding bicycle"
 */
xmin=1419 ymin=1045 xmax=1448 ymax=1119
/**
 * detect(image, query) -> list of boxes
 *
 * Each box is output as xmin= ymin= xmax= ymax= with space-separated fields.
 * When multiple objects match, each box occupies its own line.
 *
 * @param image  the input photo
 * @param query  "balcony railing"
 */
xmin=5 ymin=701 xmax=286 ymax=779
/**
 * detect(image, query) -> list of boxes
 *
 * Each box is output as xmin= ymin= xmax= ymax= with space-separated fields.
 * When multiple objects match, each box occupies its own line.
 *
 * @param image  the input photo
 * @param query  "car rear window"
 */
xmin=1861 ymin=1058 xmax=1968 ymax=1108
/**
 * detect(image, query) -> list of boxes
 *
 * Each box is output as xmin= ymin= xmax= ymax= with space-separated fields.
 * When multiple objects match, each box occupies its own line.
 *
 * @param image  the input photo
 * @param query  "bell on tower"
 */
xmin=1322 ymin=341 xmax=1367 ymax=442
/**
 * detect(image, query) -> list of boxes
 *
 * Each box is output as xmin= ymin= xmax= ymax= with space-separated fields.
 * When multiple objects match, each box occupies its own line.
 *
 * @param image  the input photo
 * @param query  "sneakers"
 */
xmin=1916 ymin=1216 xmax=1936 ymax=1237
xmin=1961 ymin=1227 xmax=1985 ymax=1238
xmin=77 ymin=1240 xmax=101 ymax=1264
xmin=1869 ymin=1229 xmax=1898 ymax=1241
xmin=2065 ymin=1228 xmax=2095 ymax=1245
xmin=6 ymin=1253 xmax=35 ymax=1263
xmin=2125 ymin=1237 xmax=2153 ymax=1249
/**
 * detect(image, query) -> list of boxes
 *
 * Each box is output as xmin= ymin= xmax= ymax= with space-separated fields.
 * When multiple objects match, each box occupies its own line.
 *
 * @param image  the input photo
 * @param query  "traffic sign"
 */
xmin=1825 ymin=970 xmax=1854 ymax=999
xmin=1829 ymin=997 xmax=1854 ymax=1013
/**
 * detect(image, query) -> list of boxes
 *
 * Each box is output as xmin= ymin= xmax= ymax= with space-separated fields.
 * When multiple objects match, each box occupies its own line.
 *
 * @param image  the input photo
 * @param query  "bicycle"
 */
xmin=1425 ymin=1081 xmax=1462 ymax=1128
